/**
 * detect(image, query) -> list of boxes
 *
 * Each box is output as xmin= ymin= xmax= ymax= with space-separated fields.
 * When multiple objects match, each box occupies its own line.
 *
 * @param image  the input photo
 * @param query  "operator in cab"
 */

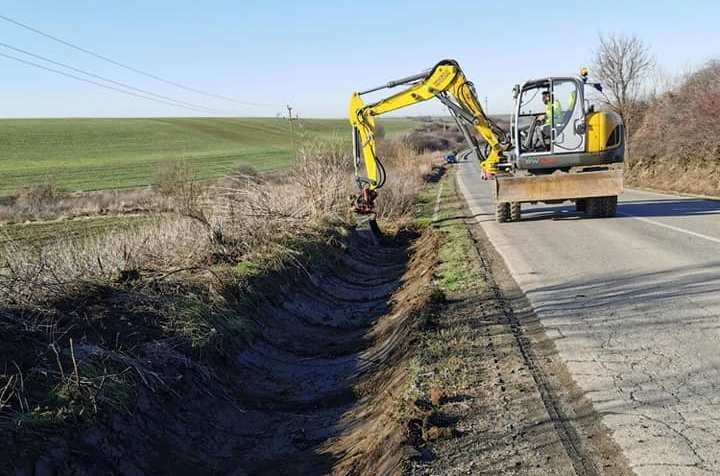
xmin=537 ymin=90 xmax=562 ymax=146
xmin=538 ymin=90 xmax=561 ymax=126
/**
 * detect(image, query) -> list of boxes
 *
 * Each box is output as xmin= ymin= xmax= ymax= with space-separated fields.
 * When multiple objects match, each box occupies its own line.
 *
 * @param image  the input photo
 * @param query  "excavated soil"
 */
xmin=8 ymin=229 xmax=439 ymax=475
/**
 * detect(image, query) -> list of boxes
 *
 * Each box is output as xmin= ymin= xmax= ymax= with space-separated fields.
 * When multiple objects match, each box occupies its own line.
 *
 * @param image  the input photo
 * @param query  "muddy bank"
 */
xmin=4 ymin=228 xmax=439 ymax=475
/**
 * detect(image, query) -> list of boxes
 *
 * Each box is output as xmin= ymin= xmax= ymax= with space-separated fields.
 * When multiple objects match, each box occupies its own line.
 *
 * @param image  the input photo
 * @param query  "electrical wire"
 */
xmin=0 ymin=13 xmax=284 ymax=108
xmin=0 ymin=51 xmax=219 ymax=114
xmin=0 ymin=41 xmax=227 ymax=114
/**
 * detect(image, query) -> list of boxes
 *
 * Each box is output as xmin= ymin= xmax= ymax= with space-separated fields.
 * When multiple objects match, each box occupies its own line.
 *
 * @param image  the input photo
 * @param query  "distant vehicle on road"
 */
xmin=444 ymin=152 xmax=458 ymax=164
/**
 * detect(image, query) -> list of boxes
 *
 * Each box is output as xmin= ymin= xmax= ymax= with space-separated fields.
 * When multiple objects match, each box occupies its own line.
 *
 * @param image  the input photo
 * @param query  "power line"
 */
xmin=0 ymin=51 xmax=220 ymax=114
xmin=0 ymin=41 xmax=226 ymax=114
xmin=0 ymin=13 xmax=283 ymax=108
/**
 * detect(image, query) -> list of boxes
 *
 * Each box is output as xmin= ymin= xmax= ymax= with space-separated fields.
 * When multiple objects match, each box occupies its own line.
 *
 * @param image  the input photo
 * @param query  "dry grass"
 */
xmin=0 ymin=136 xmax=434 ymax=305
xmin=0 ymin=161 xmax=258 ymax=225
xmin=0 ymin=184 xmax=169 ymax=224
xmin=0 ymin=134 xmax=437 ymax=445
xmin=627 ymin=61 xmax=720 ymax=195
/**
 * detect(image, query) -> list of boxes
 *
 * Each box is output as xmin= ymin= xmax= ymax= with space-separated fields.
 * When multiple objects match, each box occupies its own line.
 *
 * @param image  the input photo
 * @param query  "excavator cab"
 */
xmin=495 ymin=74 xmax=625 ymax=222
xmin=512 ymin=78 xmax=587 ymax=164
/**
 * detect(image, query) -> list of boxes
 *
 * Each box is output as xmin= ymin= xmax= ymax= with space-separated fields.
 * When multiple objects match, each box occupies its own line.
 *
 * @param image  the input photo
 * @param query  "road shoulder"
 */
xmin=409 ymin=167 xmax=631 ymax=475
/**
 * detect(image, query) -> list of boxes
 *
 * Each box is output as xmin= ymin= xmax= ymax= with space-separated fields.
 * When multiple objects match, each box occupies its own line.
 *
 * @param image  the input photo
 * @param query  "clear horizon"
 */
xmin=1 ymin=1 xmax=718 ymax=119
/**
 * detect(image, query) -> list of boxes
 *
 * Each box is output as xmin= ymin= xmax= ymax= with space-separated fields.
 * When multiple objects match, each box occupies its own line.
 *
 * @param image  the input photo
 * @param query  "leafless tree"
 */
xmin=592 ymin=33 xmax=655 ymax=137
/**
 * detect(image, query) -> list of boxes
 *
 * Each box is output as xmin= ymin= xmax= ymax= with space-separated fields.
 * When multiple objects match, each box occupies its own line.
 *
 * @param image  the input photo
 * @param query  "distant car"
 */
xmin=444 ymin=153 xmax=458 ymax=164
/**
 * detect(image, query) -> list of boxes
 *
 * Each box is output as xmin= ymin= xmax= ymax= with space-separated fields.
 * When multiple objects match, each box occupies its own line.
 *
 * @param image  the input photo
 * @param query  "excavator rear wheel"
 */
xmin=585 ymin=196 xmax=617 ymax=218
xmin=602 ymin=196 xmax=618 ymax=217
xmin=585 ymin=197 xmax=605 ymax=218
xmin=510 ymin=202 xmax=522 ymax=222
xmin=496 ymin=202 xmax=510 ymax=223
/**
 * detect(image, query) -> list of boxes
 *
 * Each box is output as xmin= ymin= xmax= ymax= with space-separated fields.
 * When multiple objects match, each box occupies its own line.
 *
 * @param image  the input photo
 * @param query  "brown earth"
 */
xmin=3 ymin=227 xmax=439 ymax=475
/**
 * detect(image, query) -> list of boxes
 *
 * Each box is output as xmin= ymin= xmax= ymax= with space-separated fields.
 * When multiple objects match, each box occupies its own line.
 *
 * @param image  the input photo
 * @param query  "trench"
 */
xmin=229 ymin=229 xmax=436 ymax=475
xmin=22 ymin=228 xmax=438 ymax=475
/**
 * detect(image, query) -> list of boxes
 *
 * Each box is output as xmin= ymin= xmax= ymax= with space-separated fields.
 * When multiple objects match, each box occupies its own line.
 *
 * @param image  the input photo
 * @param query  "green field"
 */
xmin=0 ymin=117 xmax=416 ymax=197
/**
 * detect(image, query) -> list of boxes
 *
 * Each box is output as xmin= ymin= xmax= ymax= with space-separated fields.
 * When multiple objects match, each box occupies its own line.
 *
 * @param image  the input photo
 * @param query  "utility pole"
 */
xmin=485 ymin=96 xmax=489 ymax=114
xmin=287 ymin=104 xmax=297 ymax=159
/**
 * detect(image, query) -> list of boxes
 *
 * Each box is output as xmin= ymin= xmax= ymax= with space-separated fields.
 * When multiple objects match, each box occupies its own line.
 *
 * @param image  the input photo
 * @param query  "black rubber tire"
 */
xmin=585 ymin=197 xmax=605 ymax=218
xmin=510 ymin=202 xmax=522 ymax=222
xmin=575 ymin=199 xmax=586 ymax=212
xmin=495 ymin=202 xmax=510 ymax=223
xmin=602 ymin=196 xmax=618 ymax=217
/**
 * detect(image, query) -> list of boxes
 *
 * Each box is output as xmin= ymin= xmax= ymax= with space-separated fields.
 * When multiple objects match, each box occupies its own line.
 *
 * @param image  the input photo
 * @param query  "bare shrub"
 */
xmin=230 ymin=164 xmax=259 ymax=178
xmin=0 ymin=216 xmax=210 ymax=304
xmin=153 ymin=160 xmax=196 ymax=196
xmin=592 ymin=33 xmax=655 ymax=138
xmin=373 ymin=139 xmax=434 ymax=221
xmin=0 ymin=186 xmax=171 ymax=224
xmin=7 ymin=180 xmax=67 ymax=219
xmin=628 ymin=61 xmax=720 ymax=196
xmin=406 ymin=131 xmax=450 ymax=153
xmin=0 ymin=135 xmax=435 ymax=305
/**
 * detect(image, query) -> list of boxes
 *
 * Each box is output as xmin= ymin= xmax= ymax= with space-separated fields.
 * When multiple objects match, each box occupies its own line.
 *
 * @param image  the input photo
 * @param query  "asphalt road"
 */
xmin=456 ymin=158 xmax=720 ymax=475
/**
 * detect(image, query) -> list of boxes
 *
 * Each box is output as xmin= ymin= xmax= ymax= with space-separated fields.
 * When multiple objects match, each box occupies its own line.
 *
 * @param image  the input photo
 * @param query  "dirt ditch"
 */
xmin=6 ymin=227 xmax=439 ymax=475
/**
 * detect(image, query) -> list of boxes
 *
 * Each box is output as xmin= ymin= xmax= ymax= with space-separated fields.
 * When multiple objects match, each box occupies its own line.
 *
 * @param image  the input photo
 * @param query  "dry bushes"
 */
xmin=405 ymin=120 xmax=466 ymax=154
xmin=0 ymin=217 xmax=209 ymax=305
xmin=628 ymin=61 xmax=720 ymax=195
xmin=0 ymin=134 xmax=437 ymax=450
xmin=0 ymin=136 xmax=435 ymax=305
xmin=374 ymin=139 xmax=434 ymax=220
xmin=0 ymin=160 xmax=215 ymax=225
xmin=0 ymin=185 xmax=166 ymax=224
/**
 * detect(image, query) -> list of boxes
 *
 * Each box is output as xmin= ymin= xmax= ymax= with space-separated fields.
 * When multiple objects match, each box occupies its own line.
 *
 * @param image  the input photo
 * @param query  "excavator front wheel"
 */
xmin=510 ymin=202 xmax=522 ymax=222
xmin=496 ymin=202 xmax=510 ymax=223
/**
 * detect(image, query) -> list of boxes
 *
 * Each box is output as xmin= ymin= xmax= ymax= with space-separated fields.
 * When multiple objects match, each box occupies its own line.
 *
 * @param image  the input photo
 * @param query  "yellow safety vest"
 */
xmin=545 ymin=99 xmax=561 ymax=125
xmin=567 ymin=90 xmax=577 ymax=112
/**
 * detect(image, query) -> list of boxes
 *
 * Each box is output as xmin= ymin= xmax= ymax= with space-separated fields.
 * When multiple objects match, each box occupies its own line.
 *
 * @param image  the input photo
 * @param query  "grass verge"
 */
xmin=415 ymin=166 xmax=481 ymax=292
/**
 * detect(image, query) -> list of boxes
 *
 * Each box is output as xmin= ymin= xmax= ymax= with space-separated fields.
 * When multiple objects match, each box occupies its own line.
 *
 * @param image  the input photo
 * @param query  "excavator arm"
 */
xmin=349 ymin=59 xmax=508 ymax=213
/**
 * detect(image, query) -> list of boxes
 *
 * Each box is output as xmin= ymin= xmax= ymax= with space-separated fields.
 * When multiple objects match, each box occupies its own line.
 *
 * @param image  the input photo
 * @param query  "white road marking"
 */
xmin=618 ymin=212 xmax=720 ymax=245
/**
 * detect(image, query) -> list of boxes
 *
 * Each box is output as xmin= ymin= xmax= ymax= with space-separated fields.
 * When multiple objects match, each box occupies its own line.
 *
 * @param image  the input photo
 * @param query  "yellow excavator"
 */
xmin=348 ymin=59 xmax=624 ymax=222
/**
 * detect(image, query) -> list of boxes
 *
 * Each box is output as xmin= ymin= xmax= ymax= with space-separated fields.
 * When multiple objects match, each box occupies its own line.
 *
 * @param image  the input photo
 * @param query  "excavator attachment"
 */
xmin=349 ymin=59 xmax=508 ymax=214
xmin=495 ymin=167 xmax=623 ymax=203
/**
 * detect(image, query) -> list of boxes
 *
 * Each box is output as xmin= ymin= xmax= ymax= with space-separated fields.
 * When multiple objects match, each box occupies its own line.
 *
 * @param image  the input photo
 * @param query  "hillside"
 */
xmin=0 ymin=117 xmax=417 ymax=196
xmin=627 ymin=61 xmax=720 ymax=196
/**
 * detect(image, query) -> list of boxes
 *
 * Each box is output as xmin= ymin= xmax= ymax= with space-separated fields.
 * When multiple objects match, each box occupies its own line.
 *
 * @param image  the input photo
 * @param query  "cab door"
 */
xmin=551 ymin=79 xmax=585 ymax=154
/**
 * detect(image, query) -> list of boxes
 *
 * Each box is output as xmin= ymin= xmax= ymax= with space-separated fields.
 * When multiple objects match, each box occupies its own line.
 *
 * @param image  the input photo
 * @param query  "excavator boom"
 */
xmin=349 ymin=59 xmax=508 ymax=213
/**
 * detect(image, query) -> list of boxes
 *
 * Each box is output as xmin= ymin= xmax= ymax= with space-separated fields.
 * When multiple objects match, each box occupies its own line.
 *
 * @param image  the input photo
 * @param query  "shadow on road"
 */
xmin=520 ymin=198 xmax=720 ymax=220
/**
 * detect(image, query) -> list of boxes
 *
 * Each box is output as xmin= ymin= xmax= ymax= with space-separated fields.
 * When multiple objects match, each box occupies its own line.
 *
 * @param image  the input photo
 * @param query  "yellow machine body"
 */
xmin=586 ymin=110 xmax=623 ymax=153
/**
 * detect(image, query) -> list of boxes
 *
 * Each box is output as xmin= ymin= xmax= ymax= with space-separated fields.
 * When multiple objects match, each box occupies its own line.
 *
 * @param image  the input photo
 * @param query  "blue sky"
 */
xmin=1 ymin=0 xmax=718 ymax=118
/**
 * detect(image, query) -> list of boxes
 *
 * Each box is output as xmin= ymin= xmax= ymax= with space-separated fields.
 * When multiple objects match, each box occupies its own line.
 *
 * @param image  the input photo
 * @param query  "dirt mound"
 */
xmin=627 ymin=61 xmax=720 ymax=196
xmin=4 ymin=228 xmax=439 ymax=475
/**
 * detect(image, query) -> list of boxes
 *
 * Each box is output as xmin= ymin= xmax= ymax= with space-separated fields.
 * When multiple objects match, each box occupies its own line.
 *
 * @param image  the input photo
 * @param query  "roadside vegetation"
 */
xmin=591 ymin=33 xmax=719 ymax=196
xmin=0 ymin=117 xmax=416 ymax=228
xmin=415 ymin=169 xmax=480 ymax=292
xmin=626 ymin=61 xmax=720 ymax=195
xmin=0 ymin=132 xmax=436 ymax=470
